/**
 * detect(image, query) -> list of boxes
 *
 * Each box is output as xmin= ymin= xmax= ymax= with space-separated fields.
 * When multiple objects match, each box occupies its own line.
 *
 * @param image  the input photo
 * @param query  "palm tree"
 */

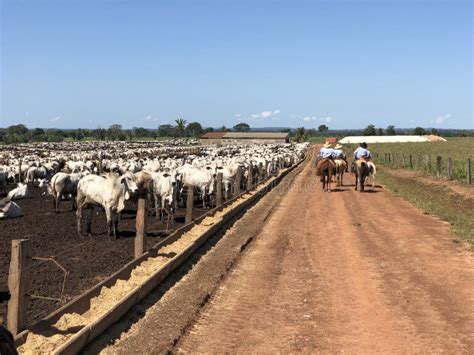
xmin=174 ymin=118 xmax=187 ymax=137
xmin=294 ymin=127 xmax=307 ymax=143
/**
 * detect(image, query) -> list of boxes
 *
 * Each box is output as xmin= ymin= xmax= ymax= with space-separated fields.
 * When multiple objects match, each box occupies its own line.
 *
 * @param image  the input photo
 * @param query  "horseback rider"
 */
xmin=316 ymin=142 xmax=335 ymax=176
xmin=351 ymin=142 xmax=372 ymax=173
xmin=332 ymin=143 xmax=349 ymax=172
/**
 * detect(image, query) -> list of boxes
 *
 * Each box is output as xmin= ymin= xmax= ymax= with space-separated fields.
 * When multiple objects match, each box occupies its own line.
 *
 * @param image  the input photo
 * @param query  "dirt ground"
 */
xmin=0 ymin=186 xmax=208 ymax=325
xmin=175 ymin=155 xmax=473 ymax=353
xmin=94 ymin=150 xmax=473 ymax=354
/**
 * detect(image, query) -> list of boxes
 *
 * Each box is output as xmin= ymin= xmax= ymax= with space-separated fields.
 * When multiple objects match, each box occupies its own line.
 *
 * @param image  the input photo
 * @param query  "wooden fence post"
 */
xmin=247 ymin=165 xmax=253 ymax=191
xmin=134 ymin=198 xmax=146 ymax=259
xmin=98 ymin=158 xmax=103 ymax=174
xmin=258 ymin=162 xmax=264 ymax=184
xmin=234 ymin=167 xmax=241 ymax=196
xmin=409 ymin=154 xmax=413 ymax=169
xmin=18 ymin=159 xmax=22 ymax=183
xmin=185 ymin=186 xmax=194 ymax=224
xmin=216 ymin=172 xmax=223 ymax=209
xmin=447 ymin=158 xmax=453 ymax=180
xmin=436 ymin=156 xmax=442 ymax=178
xmin=7 ymin=239 xmax=31 ymax=336
xmin=467 ymin=158 xmax=472 ymax=185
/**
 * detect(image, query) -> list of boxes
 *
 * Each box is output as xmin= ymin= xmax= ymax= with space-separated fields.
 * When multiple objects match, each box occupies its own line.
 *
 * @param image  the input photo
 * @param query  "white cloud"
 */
xmin=433 ymin=113 xmax=451 ymax=125
xmin=50 ymin=116 xmax=61 ymax=122
xmin=234 ymin=113 xmax=241 ymax=118
xmin=298 ymin=115 xmax=334 ymax=124
xmin=143 ymin=115 xmax=153 ymax=121
xmin=249 ymin=109 xmax=281 ymax=121
xmin=261 ymin=111 xmax=273 ymax=118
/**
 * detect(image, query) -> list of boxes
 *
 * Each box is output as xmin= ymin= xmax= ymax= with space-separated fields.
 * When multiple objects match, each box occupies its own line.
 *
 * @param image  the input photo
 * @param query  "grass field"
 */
xmin=377 ymin=168 xmax=474 ymax=249
xmin=344 ymin=138 xmax=473 ymax=184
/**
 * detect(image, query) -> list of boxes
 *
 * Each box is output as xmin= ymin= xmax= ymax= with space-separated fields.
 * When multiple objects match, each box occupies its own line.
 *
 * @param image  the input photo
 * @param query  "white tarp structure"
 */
xmin=339 ymin=135 xmax=446 ymax=144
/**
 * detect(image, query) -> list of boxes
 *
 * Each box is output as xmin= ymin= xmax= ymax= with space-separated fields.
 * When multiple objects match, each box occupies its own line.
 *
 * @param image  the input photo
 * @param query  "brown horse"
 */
xmin=318 ymin=159 xmax=335 ymax=192
xmin=354 ymin=159 xmax=370 ymax=192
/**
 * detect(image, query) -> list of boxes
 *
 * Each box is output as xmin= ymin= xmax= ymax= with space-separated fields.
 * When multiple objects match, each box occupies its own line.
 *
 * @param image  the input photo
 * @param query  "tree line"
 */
xmin=1 ymin=120 xmax=472 ymax=144
xmin=0 ymin=119 xmax=255 ymax=144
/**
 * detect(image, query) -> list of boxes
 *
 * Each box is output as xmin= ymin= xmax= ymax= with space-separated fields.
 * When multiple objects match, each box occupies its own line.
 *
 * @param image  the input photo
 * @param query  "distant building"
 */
xmin=201 ymin=132 xmax=290 ymax=145
xmin=325 ymin=137 xmax=338 ymax=143
xmin=338 ymin=135 xmax=446 ymax=144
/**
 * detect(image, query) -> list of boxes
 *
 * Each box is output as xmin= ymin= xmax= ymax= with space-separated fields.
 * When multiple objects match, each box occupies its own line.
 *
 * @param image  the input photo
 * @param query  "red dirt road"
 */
xmin=177 ymin=156 xmax=473 ymax=353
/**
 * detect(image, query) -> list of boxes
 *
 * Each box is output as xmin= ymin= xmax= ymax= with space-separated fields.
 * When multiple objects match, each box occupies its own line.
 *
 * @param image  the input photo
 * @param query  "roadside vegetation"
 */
xmin=377 ymin=168 xmax=474 ymax=249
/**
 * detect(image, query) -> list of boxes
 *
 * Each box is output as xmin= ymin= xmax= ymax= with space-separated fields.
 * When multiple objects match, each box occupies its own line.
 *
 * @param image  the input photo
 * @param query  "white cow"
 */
xmin=7 ymin=183 xmax=33 ymax=200
xmin=0 ymin=201 xmax=22 ymax=220
xmin=49 ymin=171 xmax=89 ymax=212
xmin=149 ymin=171 xmax=177 ymax=223
xmin=179 ymin=165 xmax=215 ymax=208
xmin=76 ymin=172 xmax=138 ymax=237
xmin=25 ymin=166 xmax=49 ymax=184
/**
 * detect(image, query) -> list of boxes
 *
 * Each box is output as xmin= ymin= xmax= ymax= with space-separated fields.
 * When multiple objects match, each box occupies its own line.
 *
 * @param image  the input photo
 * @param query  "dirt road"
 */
xmin=176 ymin=155 xmax=473 ymax=353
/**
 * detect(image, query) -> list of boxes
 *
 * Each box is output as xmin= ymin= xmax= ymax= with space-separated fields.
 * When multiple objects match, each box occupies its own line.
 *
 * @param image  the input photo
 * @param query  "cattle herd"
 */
xmin=0 ymin=140 xmax=309 ymax=237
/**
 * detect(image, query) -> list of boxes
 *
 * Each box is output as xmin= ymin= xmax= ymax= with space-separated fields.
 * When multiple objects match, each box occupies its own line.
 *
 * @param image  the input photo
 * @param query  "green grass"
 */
xmin=343 ymin=138 xmax=474 ymax=183
xmin=306 ymin=136 xmax=327 ymax=144
xmin=377 ymin=167 xmax=474 ymax=249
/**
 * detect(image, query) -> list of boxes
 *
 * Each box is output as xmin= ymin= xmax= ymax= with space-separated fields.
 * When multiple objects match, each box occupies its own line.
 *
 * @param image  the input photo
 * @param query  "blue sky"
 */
xmin=0 ymin=0 xmax=472 ymax=129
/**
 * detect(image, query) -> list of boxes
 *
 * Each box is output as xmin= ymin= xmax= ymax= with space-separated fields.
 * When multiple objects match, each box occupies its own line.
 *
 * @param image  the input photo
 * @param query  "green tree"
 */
xmin=107 ymin=124 xmax=123 ymax=141
xmin=318 ymin=124 xmax=329 ymax=133
xmin=377 ymin=128 xmax=384 ymax=135
xmin=363 ymin=124 xmax=376 ymax=136
xmin=174 ymin=118 xmax=187 ymax=137
xmin=386 ymin=125 xmax=396 ymax=135
xmin=233 ymin=122 xmax=250 ymax=132
xmin=430 ymin=128 xmax=439 ymax=136
xmin=413 ymin=127 xmax=426 ymax=135
xmin=6 ymin=124 xmax=28 ymax=136
xmin=293 ymin=127 xmax=307 ymax=142
xmin=186 ymin=122 xmax=204 ymax=137
xmin=158 ymin=124 xmax=175 ymax=137
xmin=132 ymin=127 xmax=150 ymax=139
xmin=204 ymin=127 xmax=214 ymax=133
xmin=92 ymin=127 xmax=106 ymax=140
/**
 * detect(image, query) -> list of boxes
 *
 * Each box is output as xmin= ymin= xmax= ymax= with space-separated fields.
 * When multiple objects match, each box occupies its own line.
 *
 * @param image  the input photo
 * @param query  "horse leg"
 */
xmin=327 ymin=170 xmax=332 ymax=192
xmin=354 ymin=173 xmax=358 ymax=191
